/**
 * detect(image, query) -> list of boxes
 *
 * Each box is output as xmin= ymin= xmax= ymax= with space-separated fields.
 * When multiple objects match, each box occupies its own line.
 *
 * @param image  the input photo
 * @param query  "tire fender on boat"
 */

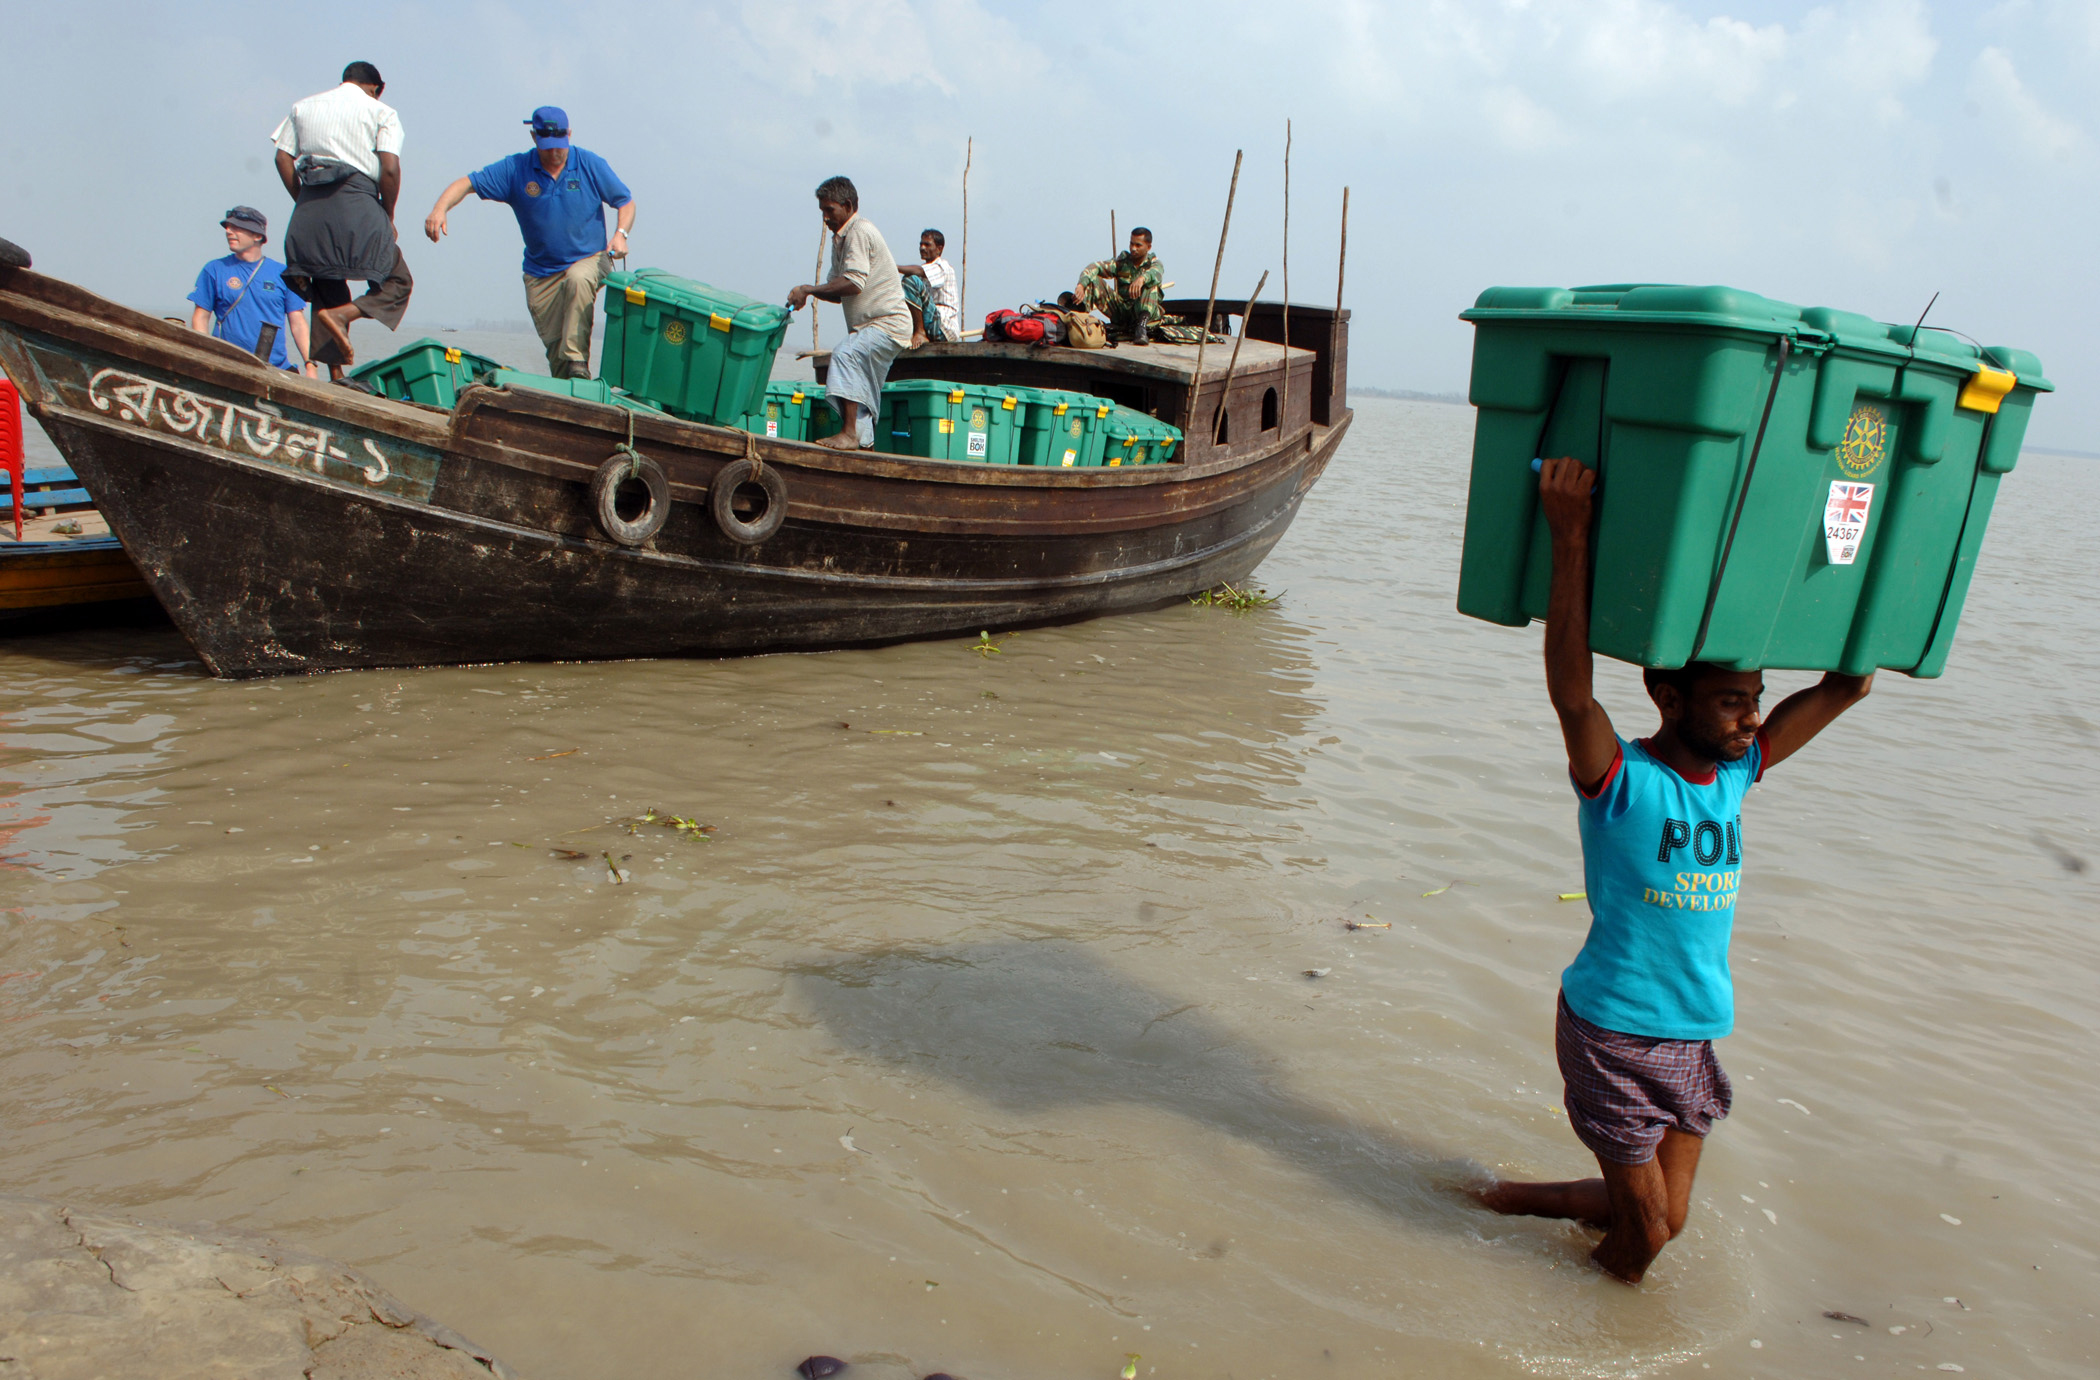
xmin=590 ymin=450 xmax=671 ymax=547
xmin=710 ymin=451 xmax=789 ymax=545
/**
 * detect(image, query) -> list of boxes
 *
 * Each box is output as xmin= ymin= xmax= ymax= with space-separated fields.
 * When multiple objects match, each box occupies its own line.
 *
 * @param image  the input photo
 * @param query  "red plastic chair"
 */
xmin=1 ymin=376 xmax=23 ymax=541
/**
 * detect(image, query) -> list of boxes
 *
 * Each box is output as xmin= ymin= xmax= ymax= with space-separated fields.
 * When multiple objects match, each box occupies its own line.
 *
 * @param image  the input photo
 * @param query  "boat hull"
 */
xmin=0 ymin=267 xmax=1348 ymax=677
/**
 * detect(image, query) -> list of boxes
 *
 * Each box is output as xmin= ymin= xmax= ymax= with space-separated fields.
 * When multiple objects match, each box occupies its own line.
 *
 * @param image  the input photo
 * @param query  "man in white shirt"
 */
xmin=897 ymin=229 xmax=959 ymax=347
xmin=272 ymin=61 xmax=414 ymax=378
xmin=787 ymin=177 xmax=912 ymax=451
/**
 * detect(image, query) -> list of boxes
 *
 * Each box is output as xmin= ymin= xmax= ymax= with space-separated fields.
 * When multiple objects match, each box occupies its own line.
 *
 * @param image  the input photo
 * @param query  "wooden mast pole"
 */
xmin=812 ymin=222 xmax=824 ymax=355
xmin=1191 ymin=149 xmax=1242 ymax=430
xmin=1111 ymin=210 xmax=1117 ymax=258
xmin=1336 ymin=185 xmax=1350 ymax=314
xmin=1212 ymin=270 xmax=1269 ymax=441
xmin=1281 ymin=119 xmax=1291 ymax=431
xmin=959 ymin=136 xmax=972 ymax=329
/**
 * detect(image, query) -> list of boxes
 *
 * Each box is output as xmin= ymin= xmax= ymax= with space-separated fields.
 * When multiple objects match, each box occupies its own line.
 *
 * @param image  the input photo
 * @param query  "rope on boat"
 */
xmin=611 ymin=405 xmax=644 ymax=481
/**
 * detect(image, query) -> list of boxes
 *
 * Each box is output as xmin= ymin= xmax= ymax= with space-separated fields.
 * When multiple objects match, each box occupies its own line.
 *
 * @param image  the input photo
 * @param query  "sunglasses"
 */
xmin=531 ymin=125 xmax=569 ymax=137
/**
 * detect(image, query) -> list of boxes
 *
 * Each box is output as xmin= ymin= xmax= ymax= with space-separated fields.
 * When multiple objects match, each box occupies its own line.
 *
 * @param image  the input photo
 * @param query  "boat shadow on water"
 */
xmin=791 ymin=939 xmax=1482 ymax=1234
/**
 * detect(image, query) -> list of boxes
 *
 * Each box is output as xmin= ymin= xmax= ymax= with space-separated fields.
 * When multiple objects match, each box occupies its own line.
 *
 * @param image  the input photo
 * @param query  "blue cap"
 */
xmin=525 ymin=106 xmax=570 ymax=150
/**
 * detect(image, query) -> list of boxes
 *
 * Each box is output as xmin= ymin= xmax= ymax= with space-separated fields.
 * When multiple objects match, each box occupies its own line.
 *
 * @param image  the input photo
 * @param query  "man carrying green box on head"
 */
xmin=788 ymin=176 xmax=912 ymax=451
xmin=1469 ymin=455 xmax=1875 ymax=1285
xmin=423 ymin=106 xmax=636 ymax=379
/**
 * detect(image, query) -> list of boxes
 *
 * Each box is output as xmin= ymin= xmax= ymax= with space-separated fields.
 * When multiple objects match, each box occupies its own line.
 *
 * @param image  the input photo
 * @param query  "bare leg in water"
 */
xmin=1469 ymin=1127 xmax=1705 ymax=1284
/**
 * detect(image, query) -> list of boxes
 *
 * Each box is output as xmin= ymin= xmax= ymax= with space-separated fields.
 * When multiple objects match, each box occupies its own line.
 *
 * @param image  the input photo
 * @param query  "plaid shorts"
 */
xmin=1556 ymin=992 xmax=1732 ymax=1165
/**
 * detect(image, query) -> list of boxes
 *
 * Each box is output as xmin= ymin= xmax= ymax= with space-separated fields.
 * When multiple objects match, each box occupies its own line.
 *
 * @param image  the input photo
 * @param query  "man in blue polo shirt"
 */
xmin=186 ymin=206 xmax=315 ymax=375
xmin=1470 ymin=455 xmax=1874 ymax=1285
xmin=423 ymin=106 xmax=635 ymax=378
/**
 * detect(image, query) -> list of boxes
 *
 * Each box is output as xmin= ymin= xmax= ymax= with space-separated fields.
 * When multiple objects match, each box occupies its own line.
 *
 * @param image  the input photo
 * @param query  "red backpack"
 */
xmin=983 ymin=308 xmax=1022 ymax=340
xmin=1002 ymin=315 xmax=1046 ymax=344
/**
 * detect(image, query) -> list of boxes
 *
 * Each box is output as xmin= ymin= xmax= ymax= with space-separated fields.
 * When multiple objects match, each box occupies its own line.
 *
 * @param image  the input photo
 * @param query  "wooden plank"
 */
xmin=1 ymin=486 xmax=90 ymax=510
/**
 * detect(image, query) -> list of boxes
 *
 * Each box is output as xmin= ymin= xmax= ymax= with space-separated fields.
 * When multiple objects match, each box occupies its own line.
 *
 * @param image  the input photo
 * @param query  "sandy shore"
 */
xmin=0 ymin=1196 xmax=521 ymax=1379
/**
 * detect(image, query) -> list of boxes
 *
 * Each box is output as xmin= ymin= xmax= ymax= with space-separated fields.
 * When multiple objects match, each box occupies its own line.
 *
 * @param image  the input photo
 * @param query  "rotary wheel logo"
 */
xmin=1836 ymin=401 xmax=1889 ymax=477
xmin=1069 ymin=418 xmax=1083 ymax=437
xmin=663 ymin=320 xmax=689 ymax=345
xmin=971 ymin=407 xmax=989 ymax=428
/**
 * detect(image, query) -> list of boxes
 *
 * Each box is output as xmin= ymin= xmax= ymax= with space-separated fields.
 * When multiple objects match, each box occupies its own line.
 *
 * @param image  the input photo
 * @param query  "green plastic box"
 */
xmin=600 ymin=269 xmax=790 ymax=424
xmin=1456 ymin=283 xmax=2051 ymax=677
xmin=350 ymin=337 xmax=502 ymax=407
xmin=874 ymin=381 xmax=1025 ymax=464
xmin=1018 ymin=389 xmax=1114 ymax=468
xmin=739 ymin=381 xmax=837 ymax=442
xmin=482 ymin=369 xmax=667 ymax=414
xmin=1100 ymin=406 xmax=1183 ymax=466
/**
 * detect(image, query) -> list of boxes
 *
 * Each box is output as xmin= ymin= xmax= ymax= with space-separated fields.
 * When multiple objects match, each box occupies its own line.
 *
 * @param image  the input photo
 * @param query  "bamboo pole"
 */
xmin=1191 ymin=149 xmax=1242 ymax=430
xmin=812 ymin=222 xmax=825 ymax=355
xmin=1111 ymin=210 xmax=1117 ymax=258
xmin=1336 ymin=184 xmax=1350 ymax=314
xmin=960 ymin=136 xmax=972 ymax=330
xmin=1281 ymin=119 xmax=1291 ymax=431
xmin=1212 ymin=270 xmax=1269 ymax=441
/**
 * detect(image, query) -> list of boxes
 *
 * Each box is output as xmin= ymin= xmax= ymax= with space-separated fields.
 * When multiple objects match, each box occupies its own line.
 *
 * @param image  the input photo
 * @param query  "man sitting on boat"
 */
xmin=896 ymin=229 xmax=959 ymax=347
xmin=788 ymin=177 xmax=912 ymax=451
xmin=422 ymin=106 xmax=636 ymax=380
xmin=186 ymin=206 xmax=316 ymax=377
xmin=1075 ymin=228 xmax=1164 ymax=346
xmin=271 ymin=61 xmax=415 ymax=379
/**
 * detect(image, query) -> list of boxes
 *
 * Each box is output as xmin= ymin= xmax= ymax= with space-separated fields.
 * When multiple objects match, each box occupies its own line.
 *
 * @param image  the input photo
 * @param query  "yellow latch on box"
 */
xmin=1001 ymin=396 xmax=1017 ymax=410
xmin=624 ymin=285 xmax=647 ymax=305
xmin=1053 ymin=402 xmax=1069 ymax=415
xmin=1958 ymin=365 xmax=2016 ymax=414
xmin=1096 ymin=405 xmax=1111 ymax=418
xmin=948 ymin=389 xmax=966 ymax=404
xmin=443 ymin=348 xmax=461 ymax=364
xmin=709 ymin=312 xmax=733 ymax=333
xmin=790 ymin=391 xmax=805 ymax=404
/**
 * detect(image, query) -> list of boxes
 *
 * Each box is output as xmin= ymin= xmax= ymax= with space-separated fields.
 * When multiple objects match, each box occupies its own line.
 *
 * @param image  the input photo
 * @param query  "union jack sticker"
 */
xmin=1823 ymin=480 xmax=1875 ymax=566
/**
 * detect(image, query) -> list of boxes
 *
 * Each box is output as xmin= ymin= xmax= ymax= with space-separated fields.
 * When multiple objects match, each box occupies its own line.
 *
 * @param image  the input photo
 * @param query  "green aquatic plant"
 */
xmin=1190 ymin=582 xmax=1280 ymax=612
xmin=971 ymin=630 xmax=1006 ymax=657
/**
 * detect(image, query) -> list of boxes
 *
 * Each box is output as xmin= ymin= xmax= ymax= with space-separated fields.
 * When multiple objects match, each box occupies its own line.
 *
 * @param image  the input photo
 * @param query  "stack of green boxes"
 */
xmin=1455 ymin=282 xmax=2052 ymax=677
xmin=350 ymin=338 xmax=504 ymax=408
xmin=1098 ymin=405 xmax=1182 ymax=466
xmin=600 ymin=269 xmax=790 ymax=425
xmin=865 ymin=382 xmax=1180 ymax=467
xmin=738 ymin=381 xmax=839 ymax=442
xmin=482 ymin=369 xmax=667 ymax=415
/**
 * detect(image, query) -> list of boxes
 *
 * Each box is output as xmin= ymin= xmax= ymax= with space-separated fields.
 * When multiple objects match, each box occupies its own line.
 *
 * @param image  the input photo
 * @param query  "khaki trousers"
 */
xmin=525 ymin=252 xmax=610 ymax=379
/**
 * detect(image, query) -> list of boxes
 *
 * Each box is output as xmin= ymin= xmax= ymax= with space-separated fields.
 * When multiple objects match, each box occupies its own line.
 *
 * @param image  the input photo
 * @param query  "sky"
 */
xmin=2 ymin=0 xmax=2093 ymax=448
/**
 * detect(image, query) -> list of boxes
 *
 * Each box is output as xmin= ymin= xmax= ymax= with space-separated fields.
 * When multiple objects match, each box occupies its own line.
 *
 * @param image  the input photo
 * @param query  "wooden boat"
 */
xmin=0 ymin=471 xmax=153 ymax=624
xmin=0 ymin=240 xmax=1350 ymax=677
xmin=1 ymin=374 xmax=153 ymax=623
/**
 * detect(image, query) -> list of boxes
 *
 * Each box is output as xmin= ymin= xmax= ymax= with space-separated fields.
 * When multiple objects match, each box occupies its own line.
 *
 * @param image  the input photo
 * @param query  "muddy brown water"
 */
xmin=2 ymin=392 xmax=2096 ymax=1379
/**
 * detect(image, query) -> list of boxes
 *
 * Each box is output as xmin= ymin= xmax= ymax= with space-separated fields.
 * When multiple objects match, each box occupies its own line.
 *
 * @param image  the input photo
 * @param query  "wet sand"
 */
xmin=2 ymin=396 xmax=2095 ymax=1378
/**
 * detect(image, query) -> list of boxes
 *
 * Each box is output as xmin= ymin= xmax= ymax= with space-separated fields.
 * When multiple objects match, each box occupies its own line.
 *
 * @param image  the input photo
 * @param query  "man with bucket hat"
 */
xmin=423 ymin=106 xmax=636 ymax=378
xmin=186 ymin=206 xmax=315 ymax=375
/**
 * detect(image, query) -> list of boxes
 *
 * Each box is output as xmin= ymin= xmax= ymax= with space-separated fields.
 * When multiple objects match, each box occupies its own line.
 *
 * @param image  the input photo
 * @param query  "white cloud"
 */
xmin=1969 ymin=45 xmax=2086 ymax=158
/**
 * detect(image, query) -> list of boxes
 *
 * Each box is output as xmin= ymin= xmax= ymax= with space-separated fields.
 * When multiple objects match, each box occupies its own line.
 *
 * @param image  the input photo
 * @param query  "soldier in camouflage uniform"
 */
xmin=1075 ymin=227 xmax=1164 ymax=345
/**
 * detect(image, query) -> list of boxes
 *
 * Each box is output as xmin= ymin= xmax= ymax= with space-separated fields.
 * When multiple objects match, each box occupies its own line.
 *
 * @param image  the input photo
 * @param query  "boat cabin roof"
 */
xmin=812 ymin=336 xmax=1307 ymax=387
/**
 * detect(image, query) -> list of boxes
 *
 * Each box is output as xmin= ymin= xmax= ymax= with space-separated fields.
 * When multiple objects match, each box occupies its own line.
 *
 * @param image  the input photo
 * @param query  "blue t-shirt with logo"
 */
xmin=468 ymin=147 xmax=634 ymax=279
xmin=187 ymin=254 xmax=306 ymax=369
xmin=1561 ymin=734 xmax=1766 ymax=1041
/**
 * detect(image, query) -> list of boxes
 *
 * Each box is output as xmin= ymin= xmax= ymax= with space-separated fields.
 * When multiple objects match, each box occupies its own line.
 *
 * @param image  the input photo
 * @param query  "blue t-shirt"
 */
xmin=468 ymin=147 xmax=633 ymax=279
xmin=1561 ymin=734 xmax=1766 ymax=1041
xmin=187 ymin=254 xmax=305 ymax=369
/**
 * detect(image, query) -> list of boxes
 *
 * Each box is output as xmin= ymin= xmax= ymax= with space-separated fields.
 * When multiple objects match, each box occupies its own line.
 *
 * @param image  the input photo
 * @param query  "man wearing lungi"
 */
xmin=788 ymin=177 xmax=911 ymax=451
xmin=272 ymin=61 xmax=414 ymax=379
xmin=896 ymin=228 xmax=959 ymax=348
xmin=1471 ymin=456 xmax=1874 ymax=1283
xmin=422 ymin=106 xmax=636 ymax=379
